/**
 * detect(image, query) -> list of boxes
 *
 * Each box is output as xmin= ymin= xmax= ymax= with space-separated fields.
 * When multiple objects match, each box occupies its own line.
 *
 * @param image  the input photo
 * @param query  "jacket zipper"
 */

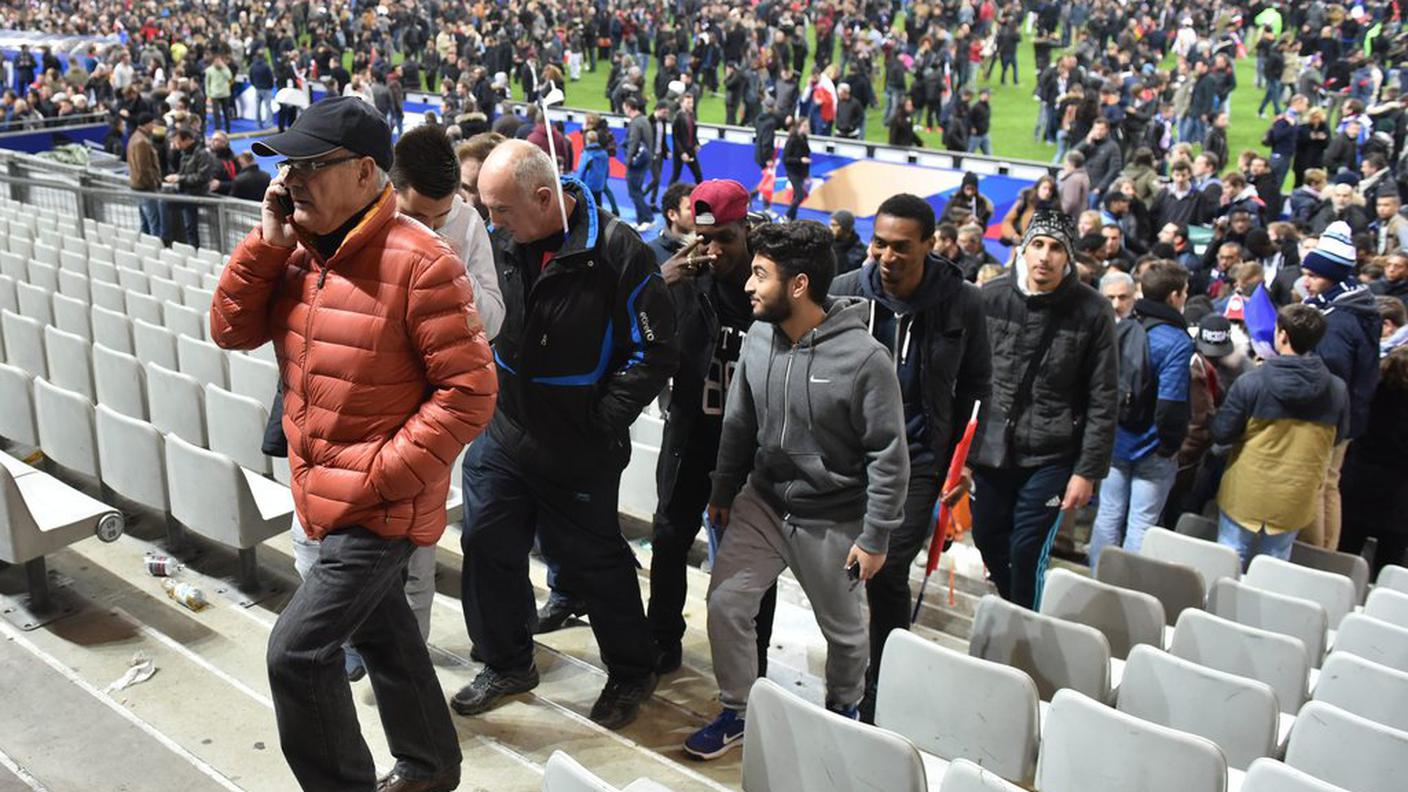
xmin=780 ymin=344 xmax=795 ymax=449
xmin=297 ymin=262 xmax=325 ymax=524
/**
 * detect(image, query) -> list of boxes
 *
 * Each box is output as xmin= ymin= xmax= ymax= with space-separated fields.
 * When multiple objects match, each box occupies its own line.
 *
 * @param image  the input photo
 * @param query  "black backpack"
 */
xmin=1115 ymin=316 xmax=1158 ymax=431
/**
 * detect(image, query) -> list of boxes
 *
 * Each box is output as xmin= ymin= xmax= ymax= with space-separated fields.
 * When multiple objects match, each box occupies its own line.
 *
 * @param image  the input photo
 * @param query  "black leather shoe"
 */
xmin=534 ymin=596 xmax=587 ymax=634
xmin=450 ymin=665 xmax=539 ymax=716
xmin=656 ymin=643 xmax=682 ymax=675
xmin=375 ymin=769 xmax=460 ymax=792
xmin=589 ymin=672 xmax=658 ymax=730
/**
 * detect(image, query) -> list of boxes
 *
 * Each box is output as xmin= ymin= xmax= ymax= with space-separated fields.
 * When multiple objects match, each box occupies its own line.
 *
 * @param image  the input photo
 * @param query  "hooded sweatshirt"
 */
xmin=1310 ymin=284 xmax=1381 ymax=439
xmin=1212 ymin=354 xmax=1350 ymax=534
xmin=710 ymin=298 xmax=910 ymax=554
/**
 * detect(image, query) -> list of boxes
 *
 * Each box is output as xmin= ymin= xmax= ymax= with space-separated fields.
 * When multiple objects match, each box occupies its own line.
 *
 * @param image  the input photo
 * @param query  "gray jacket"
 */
xmin=625 ymin=113 xmax=653 ymax=169
xmin=710 ymin=298 xmax=910 ymax=554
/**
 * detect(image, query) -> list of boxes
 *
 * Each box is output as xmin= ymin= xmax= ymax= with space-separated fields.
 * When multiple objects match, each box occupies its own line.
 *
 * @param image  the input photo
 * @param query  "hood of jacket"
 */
xmin=1264 ymin=354 xmax=1338 ymax=409
xmin=853 ymin=252 xmax=965 ymax=315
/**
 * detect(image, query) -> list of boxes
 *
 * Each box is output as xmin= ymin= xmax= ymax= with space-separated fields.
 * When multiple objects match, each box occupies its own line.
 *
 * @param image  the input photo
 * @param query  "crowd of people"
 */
xmin=9 ymin=1 xmax=1408 ymax=790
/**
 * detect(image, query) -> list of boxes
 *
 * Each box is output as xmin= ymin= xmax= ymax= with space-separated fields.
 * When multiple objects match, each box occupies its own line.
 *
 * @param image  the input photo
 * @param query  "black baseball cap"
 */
xmin=252 ymin=96 xmax=393 ymax=172
xmin=1196 ymin=314 xmax=1235 ymax=358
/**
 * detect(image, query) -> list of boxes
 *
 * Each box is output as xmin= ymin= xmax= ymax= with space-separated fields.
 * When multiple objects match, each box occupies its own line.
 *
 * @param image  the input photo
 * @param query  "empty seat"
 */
xmin=163 ymin=300 xmax=204 ymax=340
xmin=3 ymin=309 xmax=46 ymax=378
xmin=0 ymin=456 xmax=123 ymax=614
xmin=113 ymin=249 xmax=140 ymax=271
xmin=1313 ymin=651 xmax=1408 ymax=733
xmin=57 ymin=269 xmax=89 ymax=302
xmin=1332 ymin=613 xmax=1408 ymax=672
xmin=0 ymin=363 xmax=38 ymax=445
xmin=59 ymin=237 xmax=86 ymax=257
xmin=15 ymin=281 xmax=53 ymax=326
xmin=1174 ymin=513 xmax=1218 ymax=541
xmin=58 ymin=249 xmax=87 ymax=276
xmin=204 ymin=385 xmax=271 ymax=475
xmin=90 ymin=279 xmax=124 ymax=312
xmin=1379 ymin=565 xmax=1408 ymax=596
xmin=938 ymin=760 xmax=1024 ymax=792
xmin=1242 ymin=758 xmax=1353 ymax=792
xmin=1117 ymin=644 xmax=1279 ymax=770
xmin=132 ymin=318 xmax=177 ymax=370
xmin=90 ymin=305 xmax=133 ymax=355
xmin=171 ymin=267 xmax=201 ymax=288
xmin=541 ymin=751 xmax=675 ymax=792
xmin=969 ymin=594 xmax=1111 ymax=702
xmin=1036 ymin=689 xmax=1227 ymax=792
xmin=95 ymin=405 xmax=168 ymax=514
xmin=52 ymin=292 xmax=90 ymax=341
xmin=1245 ymin=556 xmax=1356 ymax=630
xmin=146 ymin=362 xmax=206 ymax=447
xmin=177 ymin=334 xmax=227 ymax=389
xmin=1169 ymin=608 xmax=1310 ymax=715
xmin=0 ymin=250 xmax=26 ymax=279
xmin=170 ymin=241 xmax=197 ymax=258
xmin=118 ymin=267 xmax=150 ymax=296
xmin=228 ymin=352 xmax=279 ymax=403
xmin=88 ymin=260 xmax=118 ymax=285
xmin=1209 ymin=578 xmax=1330 ymax=666
xmin=876 ymin=630 xmax=1039 ymax=785
xmin=87 ymin=242 xmax=113 ymax=265
xmin=92 ymin=344 xmax=147 ymax=420
xmin=164 ymin=433 xmax=294 ymax=591
xmin=124 ymin=290 xmax=163 ymax=325
xmin=0 ymin=273 xmax=15 ymax=314
xmin=34 ymin=377 xmax=100 ymax=480
xmin=31 ymin=242 xmax=58 ymax=267
xmin=1096 ymin=545 xmax=1206 ymax=626
xmin=183 ymin=285 xmax=215 ymax=312
xmin=1363 ymin=587 xmax=1408 ymax=630
xmin=25 ymin=262 xmax=58 ymax=294
xmin=1141 ymin=526 xmax=1242 ymax=595
xmin=1290 ymin=543 xmax=1371 ymax=606
xmin=42 ymin=326 xmax=93 ymax=402
xmin=1284 ymin=700 xmax=1408 ymax=792
xmin=201 ymin=273 xmax=220 ymax=291
xmin=742 ymin=677 xmax=931 ymax=792
xmin=1039 ymin=568 xmax=1165 ymax=659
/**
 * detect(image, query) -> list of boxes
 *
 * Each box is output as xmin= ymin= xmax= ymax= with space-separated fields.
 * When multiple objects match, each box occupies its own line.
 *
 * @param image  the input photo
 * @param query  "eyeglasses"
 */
xmin=276 ymin=155 xmax=362 ymax=177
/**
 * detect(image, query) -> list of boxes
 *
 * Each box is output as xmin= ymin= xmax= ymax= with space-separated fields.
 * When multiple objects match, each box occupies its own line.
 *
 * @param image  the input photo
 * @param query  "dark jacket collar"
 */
xmin=1133 ymin=297 xmax=1189 ymax=329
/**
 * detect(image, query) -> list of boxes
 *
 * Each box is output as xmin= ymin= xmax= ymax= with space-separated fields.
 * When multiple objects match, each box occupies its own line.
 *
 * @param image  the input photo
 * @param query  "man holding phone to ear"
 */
xmin=685 ymin=220 xmax=908 ymax=759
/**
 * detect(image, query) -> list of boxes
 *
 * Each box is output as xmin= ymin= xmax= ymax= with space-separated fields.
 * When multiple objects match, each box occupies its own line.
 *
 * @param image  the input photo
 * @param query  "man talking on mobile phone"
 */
xmin=684 ymin=220 xmax=908 ymax=759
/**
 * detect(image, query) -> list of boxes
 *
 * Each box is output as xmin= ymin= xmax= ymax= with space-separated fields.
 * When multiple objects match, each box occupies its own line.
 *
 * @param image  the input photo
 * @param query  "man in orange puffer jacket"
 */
xmin=209 ymin=96 xmax=495 ymax=792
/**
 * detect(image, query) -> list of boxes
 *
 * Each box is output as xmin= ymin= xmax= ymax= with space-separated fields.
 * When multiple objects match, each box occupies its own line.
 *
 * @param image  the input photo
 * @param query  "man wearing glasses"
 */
xmin=209 ymin=96 xmax=496 ymax=792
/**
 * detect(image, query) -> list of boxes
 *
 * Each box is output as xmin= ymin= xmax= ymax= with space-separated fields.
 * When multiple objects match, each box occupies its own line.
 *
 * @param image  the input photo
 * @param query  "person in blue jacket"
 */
xmin=574 ymin=128 xmax=610 ymax=207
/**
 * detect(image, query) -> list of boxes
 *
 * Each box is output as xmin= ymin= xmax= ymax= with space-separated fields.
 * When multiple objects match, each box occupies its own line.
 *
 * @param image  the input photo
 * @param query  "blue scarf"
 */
xmin=1304 ymin=280 xmax=1360 ymax=313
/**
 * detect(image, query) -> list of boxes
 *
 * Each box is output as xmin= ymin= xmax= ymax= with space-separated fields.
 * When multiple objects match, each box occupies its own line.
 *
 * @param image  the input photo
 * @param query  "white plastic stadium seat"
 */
xmin=1170 ymin=608 xmax=1310 ymax=715
xmin=132 ymin=318 xmax=177 ymax=370
xmin=1039 ymin=568 xmax=1165 ymax=659
xmin=1290 ymin=542 xmax=1371 ymax=605
xmin=1363 ymin=587 xmax=1408 ymax=630
xmin=228 ymin=352 xmax=279 ymax=403
xmin=876 ymin=630 xmax=1039 ymax=785
xmin=92 ymin=343 xmax=148 ymax=420
xmin=1379 ymin=565 xmax=1408 ymax=595
xmin=938 ymin=760 xmax=1024 ymax=792
xmin=95 ymin=405 xmax=169 ymax=516
xmin=1332 ymin=613 xmax=1408 ymax=672
xmin=163 ymin=300 xmax=204 ymax=341
xmin=1208 ymin=578 xmax=1330 ymax=667
xmin=51 ymin=292 xmax=91 ymax=341
xmin=742 ymin=677 xmax=932 ymax=792
xmin=145 ymin=362 xmax=206 ymax=447
xmin=33 ymin=377 xmax=101 ymax=481
xmin=1117 ymin=644 xmax=1278 ymax=770
xmin=42 ymin=326 xmax=94 ymax=402
xmin=1037 ymin=689 xmax=1227 ymax=792
xmin=1312 ymin=651 xmax=1408 ymax=733
xmin=1245 ymin=556 xmax=1355 ymax=630
xmin=1284 ymin=701 xmax=1408 ymax=792
xmin=1141 ymin=526 xmax=1242 ymax=593
xmin=15 ymin=280 xmax=53 ymax=326
xmin=1241 ymin=758 xmax=1353 ymax=792
xmin=177 ymin=334 xmax=228 ymax=389
xmin=1096 ymin=545 xmax=1206 ymax=626
xmin=969 ymin=594 xmax=1111 ymax=702
xmin=2 ymin=309 xmax=45 ymax=378
xmin=204 ymin=384 xmax=271 ymax=475
xmin=0 ymin=363 xmax=39 ymax=445
xmin=90 ymin=304 xmax=133 ymax=354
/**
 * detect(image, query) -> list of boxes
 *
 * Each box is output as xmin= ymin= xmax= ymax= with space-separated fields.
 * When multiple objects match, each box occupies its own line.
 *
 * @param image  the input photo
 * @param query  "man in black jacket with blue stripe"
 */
xmin=452 ymin=141 xmax=679 ymax=730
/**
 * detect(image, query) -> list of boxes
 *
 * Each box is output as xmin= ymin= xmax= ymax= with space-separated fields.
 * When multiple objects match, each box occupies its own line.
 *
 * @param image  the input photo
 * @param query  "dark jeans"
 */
xmin=645 ymin=156 xmax=666 ymax=204
xmin=267 ymin=526 xmax=461 ymax=791
xmin=971 ymin=462 xmax=1073 ymax=609
xmin=647 ymin=422 xmax=776 ymax=662
xmin=460 ymin=431 xmax=657 ymax=679
xmin=165 ymin=201 xmax=201 ymax=248
xmin=211 ymin=96 xmax=234 ymax=132
xmin=278 ymin=105 xmax=299 ymax=132
xmin=670 ymin=154 xmax=703 ymax=187
xmin=785 ymin=169 xmax=808 ymax=220
xmin=864 ymin=473 xmax=940 ymax=682
xmin=626 ymin=164 xmax=653 ymax=224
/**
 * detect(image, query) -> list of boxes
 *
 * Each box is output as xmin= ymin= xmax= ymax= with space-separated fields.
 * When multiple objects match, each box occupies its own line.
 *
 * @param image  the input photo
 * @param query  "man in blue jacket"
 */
xmin=1088 ymin=260 xmax=1194 ymax=564
xmin=1300 ymin=221 xmax=1381 ymax=550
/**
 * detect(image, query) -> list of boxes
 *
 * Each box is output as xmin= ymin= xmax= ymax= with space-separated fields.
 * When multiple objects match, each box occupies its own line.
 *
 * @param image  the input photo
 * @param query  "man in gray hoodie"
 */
xmin=683 ymin=220 xmax=909 ymax=760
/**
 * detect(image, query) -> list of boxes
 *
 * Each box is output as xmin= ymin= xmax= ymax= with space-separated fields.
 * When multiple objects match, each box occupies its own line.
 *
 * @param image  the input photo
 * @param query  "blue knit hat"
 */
xmin=1302 ymin=221 xmax=1357 ymax=281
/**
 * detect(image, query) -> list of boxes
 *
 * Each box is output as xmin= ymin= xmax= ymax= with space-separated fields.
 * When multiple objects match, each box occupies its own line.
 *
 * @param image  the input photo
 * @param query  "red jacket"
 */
xmin=210 ymin=188 xmax=496 ymax=545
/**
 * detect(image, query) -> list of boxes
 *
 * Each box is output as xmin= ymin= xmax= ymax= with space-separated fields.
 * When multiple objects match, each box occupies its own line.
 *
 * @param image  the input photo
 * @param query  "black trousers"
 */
xmin=647 ymin=419 xmax=776 ymax=663
xmin=864 ymin=473 xmax=940 ymax=686
xmin=670 ymin=153 xmax=703 ymax=186
xmin=267 ymin=526 xmax=461 ymax=791
xmin=460 ymin=431 xmax=656 ymax=679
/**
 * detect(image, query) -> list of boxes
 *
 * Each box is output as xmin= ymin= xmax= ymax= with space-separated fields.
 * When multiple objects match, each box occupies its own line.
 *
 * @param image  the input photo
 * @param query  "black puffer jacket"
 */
xmin=831 ymin=254 xmax=992 ymax=469
xmin=972 ymin=263 xmax=1119 ymax=480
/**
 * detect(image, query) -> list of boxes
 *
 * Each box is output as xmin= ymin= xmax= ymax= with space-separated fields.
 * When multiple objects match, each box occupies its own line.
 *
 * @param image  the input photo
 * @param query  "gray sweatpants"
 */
xmin=707 ymin=485 xmax=869 ymax=713
xmin=290 ymin=517 xmax=437 ymax=642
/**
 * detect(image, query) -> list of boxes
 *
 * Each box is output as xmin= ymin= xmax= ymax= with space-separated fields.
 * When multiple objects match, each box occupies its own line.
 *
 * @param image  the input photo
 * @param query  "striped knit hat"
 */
xmin=1021 ymin=210 xmax=1077 ymax=262
xmin=1302 ymin=221 xmax=1358 ymax=281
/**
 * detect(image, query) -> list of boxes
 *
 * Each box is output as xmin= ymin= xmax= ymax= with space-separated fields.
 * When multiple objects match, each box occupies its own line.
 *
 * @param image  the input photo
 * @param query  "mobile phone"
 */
xmin=845 ymin=561 xmax=861 ymax=590
xmin=276 ymin=191 xmax=295 ymax=218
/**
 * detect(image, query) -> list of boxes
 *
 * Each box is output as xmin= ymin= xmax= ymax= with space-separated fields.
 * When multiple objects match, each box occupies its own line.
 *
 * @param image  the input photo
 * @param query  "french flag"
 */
xmin=1242 ymin=283 xmax=1279 ymax=359
xmin=805 ymin=72 xmax=838 ymax=123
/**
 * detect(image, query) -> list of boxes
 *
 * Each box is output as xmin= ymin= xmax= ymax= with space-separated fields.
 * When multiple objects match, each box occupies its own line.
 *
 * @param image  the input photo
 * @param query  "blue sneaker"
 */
xmin=683 ymin=709 xmax=745 ymax=760
xmin=827 ymin=703 xmax=860 ymax=720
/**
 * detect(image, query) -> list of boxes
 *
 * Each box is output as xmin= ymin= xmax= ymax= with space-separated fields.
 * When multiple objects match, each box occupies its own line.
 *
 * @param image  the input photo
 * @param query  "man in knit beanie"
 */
xmin=1299 ymin=221 xmax=1381 ymax=550
xmin=969 ymin=210 xmax=1120 ymax=608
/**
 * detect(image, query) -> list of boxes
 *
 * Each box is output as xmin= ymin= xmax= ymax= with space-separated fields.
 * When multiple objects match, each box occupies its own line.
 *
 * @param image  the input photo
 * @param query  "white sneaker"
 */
xmin=635 ymin=221 xmax=654 ymax=232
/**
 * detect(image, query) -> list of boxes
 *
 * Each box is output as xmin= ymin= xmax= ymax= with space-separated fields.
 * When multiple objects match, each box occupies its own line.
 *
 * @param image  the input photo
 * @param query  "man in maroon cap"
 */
xmin=647 ymin=179 xmax=776 ymax=674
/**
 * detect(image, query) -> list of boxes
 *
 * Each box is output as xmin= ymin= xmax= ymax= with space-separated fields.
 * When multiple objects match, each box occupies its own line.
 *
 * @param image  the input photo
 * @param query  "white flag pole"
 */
xmin=539 ymin=82 xmax=570 ymax=235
